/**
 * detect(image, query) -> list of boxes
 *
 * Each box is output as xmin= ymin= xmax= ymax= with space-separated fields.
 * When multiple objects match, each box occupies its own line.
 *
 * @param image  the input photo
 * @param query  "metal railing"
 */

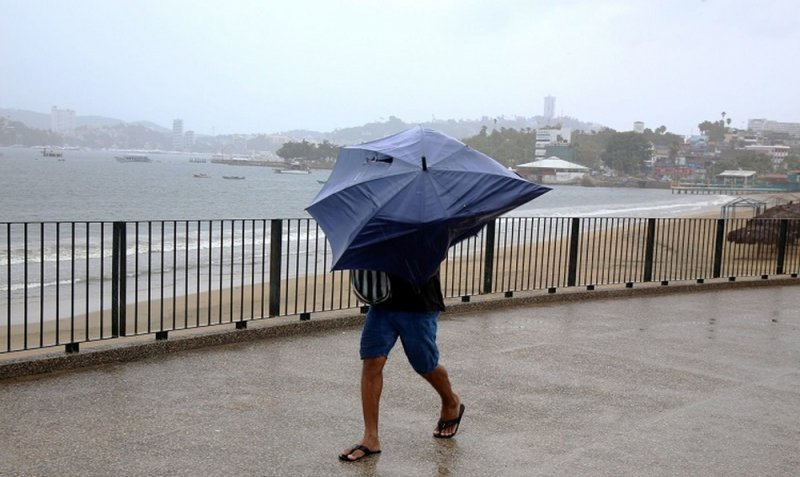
xmin=2 ymin=216 xmax=799 ymax=353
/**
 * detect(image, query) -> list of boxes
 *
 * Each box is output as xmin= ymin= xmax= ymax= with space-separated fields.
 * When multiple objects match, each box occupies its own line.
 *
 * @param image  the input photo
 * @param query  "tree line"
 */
xmin=275 ymin=140 xmax=339 ymax=162
xmin=461 ymin=125 xmax=684 ymax=176
xmin=274 ymin=121 xmax=798 ymax=178
xmin=462 ymin=122 xmax=798 ymax=177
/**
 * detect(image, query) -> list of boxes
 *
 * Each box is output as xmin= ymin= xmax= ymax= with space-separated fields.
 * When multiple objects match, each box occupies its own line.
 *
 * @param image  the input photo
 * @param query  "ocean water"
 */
xmin=0 ymin=147 xmax=329 ymax=222
xmin=0 ymin=146 xmax=734 ymax=222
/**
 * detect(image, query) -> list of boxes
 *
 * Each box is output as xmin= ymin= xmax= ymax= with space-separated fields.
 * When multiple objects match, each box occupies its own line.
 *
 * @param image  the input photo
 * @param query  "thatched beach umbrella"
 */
xmin=726 ymin=203 xmax=800 ymax=246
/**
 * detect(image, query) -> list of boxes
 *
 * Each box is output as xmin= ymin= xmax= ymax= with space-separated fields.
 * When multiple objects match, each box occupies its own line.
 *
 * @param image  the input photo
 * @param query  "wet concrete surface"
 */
xmin=1 ymin=283 xmax=799 ymax=476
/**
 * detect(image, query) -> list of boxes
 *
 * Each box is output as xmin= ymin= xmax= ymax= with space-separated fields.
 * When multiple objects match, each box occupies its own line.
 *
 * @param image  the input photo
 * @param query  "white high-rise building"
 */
xmin=543 ymin=95 xmax=555 ymax=120
xmin=184 ymin=130 xmax=195 ymax=149
xmin=748 ymin=118 xmax=800 ymax=137
xmin=50 ymin=106 xmax=76 ymax=136
xmin=172 ymin=119 xmax=184 ymax=151
xmin=633 ymin=121 xmax=645 ymax=133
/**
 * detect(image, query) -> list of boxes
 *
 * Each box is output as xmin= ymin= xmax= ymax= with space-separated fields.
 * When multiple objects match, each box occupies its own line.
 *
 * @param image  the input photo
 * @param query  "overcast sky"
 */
xmin=1 ymin=0 xmax=798 ymax=136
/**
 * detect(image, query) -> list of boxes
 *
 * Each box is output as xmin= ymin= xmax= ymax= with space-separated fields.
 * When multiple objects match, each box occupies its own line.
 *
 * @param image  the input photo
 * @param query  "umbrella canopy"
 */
xmin=306 ymin=126 xmax=551 ymax=286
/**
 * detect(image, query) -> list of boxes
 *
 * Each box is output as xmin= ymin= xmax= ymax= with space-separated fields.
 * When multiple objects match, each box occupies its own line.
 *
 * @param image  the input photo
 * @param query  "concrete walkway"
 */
xmin=1 ymin=283 xmax=799 ymax=476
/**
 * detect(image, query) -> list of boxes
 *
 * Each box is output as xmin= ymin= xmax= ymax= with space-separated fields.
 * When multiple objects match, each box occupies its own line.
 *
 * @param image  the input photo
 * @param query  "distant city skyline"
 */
xmin=8 ymin=103 xmax=799 ymax=140
xmin=2 ymin=1 xmax=797 ymax=136
xmin=9 ymin=93 xmax=788 ymax=139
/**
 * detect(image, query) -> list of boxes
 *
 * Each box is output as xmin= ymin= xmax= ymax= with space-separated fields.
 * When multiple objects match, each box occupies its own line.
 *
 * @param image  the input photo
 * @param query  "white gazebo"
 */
xmin=517 ymin=157 xmax=589 ymax=184
xmin=718 ymin=170 xmax=757 ymax=187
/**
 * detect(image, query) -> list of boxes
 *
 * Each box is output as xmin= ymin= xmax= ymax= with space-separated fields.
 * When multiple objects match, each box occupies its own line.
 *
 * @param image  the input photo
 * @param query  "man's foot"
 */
xmin=339 ymin=444 xmax=381 ymax=462
xmin=433 ymin=403 xmax=465 ymax=438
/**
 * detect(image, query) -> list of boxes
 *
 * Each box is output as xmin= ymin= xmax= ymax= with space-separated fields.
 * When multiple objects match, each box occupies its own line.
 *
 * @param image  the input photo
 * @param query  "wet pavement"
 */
xmin=1 ymin=282 xmax=799 ymax=476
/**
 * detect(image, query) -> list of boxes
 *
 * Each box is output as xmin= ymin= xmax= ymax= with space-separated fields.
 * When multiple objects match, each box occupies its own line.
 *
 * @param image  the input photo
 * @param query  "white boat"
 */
xmin=275 ymin=162 xmax=311 ymax=174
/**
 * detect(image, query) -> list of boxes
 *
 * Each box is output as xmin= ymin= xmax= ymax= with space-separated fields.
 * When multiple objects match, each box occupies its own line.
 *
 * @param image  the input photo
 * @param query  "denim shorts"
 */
xmin=360 ymin=306 xmax=440 ymax=375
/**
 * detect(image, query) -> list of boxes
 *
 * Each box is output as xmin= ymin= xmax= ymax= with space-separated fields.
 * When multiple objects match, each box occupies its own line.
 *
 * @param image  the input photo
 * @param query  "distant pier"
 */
xmin=671 ymin=185 xmax=780 ymax=195
xmin=210 ymin=158 xmax=281 ymax=167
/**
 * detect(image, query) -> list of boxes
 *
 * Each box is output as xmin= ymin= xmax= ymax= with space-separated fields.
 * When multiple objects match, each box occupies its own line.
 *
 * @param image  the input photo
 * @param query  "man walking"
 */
xmin=339 ymin=272 xmax=465 ymax=462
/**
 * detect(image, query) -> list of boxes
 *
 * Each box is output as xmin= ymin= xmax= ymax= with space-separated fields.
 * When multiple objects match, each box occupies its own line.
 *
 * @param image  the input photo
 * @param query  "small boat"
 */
xmin=222 ymin=176 xmax=245 ymax=180
xmin=275 ymin=162 xmax=311 ymax=174
xmin=317 ymin=179 xmax=327 ymax=184
xmin=41 ymin=147 xmax=63 ymax=158
xmin=116 ymin=154 xmax=151 ymax=163
xmin=277 ymin=169 xmax=311 ymax=175
xmin=193 ymin=173 xmax=210 ymax=178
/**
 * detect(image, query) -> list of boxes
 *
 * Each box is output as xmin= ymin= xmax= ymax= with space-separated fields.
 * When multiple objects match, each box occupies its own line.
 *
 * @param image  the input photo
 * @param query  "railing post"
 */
xmin=643 ymin=218 xmax=657 ymax=282
xmin=111 ymin=221 xmax=127 ymax=337
xmin=712 ymin=219 xmax=725 ymax=279
xmin=482 ymin=221 xmax=496 ymax=294
xmin=775 ymin=219 xmax=789 ymax=275
xmin=567 ymin=218 xmax=580 ymax=287
xmin=269 ymin=219 xmax=283 ymax=317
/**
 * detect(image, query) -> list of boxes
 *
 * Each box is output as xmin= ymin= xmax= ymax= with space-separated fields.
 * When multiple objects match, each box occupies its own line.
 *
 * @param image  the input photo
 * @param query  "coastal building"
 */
xmin=633 ymin=121 xmax=645 ymax=133
xmin=748 ymin=118 xmax=800 ymax=138
xmin=184 ymin=130 xmax=195 ymax=150
xmin=686 ymin=135 xmax=710 ymax=154
xmin=651 ymin=144 xmax=672 ymax=162
xmin=534 ymin=128 xmax=571 ymax=158
xmin=543 ymin=95 xmax=555 ymax=120
xmin=542 ymin=144 xmax=575 ymax=162
xmin=517 ymin=157 xmax=589 ymax=184
xmin=743 ymin=144 xmax=791 ymax=169
xmin=172 ymin=119 xmax=184 ymax=151
xmin=50 ymin=106 xmax=76 ymax=136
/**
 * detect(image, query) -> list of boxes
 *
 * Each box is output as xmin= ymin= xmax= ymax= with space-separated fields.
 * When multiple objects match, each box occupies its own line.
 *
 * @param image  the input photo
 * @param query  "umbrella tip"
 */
xmin=422 ymin=156 xmax=428 ymax=171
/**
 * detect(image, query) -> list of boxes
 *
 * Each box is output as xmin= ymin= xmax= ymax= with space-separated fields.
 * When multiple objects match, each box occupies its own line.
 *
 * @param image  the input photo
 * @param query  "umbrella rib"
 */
xmin=425 ymin=168 xmax=533 ymax=211
xmin=425 ymin=172 xmax=450 ymax=223
xmin=313 ymin=170 xmax=417 ymax=205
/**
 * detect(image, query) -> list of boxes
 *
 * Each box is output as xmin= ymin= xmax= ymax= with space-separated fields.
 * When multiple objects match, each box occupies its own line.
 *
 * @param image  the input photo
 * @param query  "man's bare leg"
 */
xmin=422 ymin=364 xmax=462 ymax=437
xmin=341 ymin=356 xmax=386 ymax=461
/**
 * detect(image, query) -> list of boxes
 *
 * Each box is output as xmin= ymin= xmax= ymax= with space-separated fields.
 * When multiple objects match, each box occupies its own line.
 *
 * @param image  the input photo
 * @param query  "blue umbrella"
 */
xmin=306 ymin=126 xmax=551 ymax=286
